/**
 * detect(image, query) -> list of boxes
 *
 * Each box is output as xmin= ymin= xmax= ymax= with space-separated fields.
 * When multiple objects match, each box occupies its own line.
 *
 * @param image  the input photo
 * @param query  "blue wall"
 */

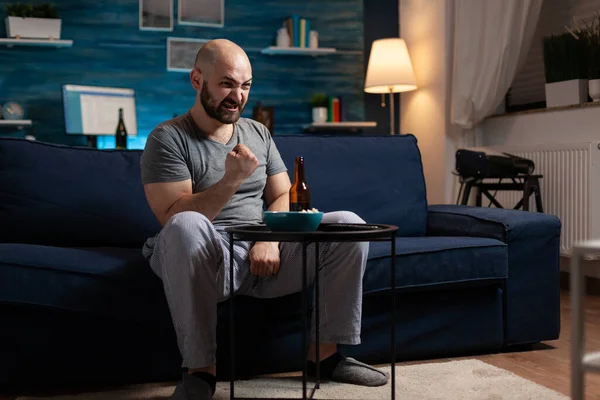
xmin=0 ymin=0 xmax=364 ymax=148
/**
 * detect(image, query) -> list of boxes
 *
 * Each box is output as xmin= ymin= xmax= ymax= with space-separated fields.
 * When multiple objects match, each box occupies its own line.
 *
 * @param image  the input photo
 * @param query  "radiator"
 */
xmin=484 ymin=142 xmax=600 ymax=256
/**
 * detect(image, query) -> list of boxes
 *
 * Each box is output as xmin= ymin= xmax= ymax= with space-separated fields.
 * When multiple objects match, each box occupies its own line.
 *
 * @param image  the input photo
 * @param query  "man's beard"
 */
xmin=200 ymin=82 xmax=245 ymax=124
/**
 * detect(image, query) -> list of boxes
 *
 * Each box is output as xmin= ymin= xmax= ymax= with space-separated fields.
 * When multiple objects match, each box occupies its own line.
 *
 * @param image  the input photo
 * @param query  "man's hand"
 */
xmin=249 ymin=242 xmax=281 ymax=276
xmin=224 ymin=144 xmax=259 ymax=184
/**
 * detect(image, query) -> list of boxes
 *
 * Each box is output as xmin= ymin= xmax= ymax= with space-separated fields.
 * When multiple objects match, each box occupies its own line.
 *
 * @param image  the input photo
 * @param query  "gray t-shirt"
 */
xmin=140 ymin=112 xmax=287 ymax=227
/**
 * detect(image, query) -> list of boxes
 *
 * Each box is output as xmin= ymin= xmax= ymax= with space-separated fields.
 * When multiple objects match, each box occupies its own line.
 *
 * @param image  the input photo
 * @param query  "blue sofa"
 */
xmin=0 ymin=134 xmax=561 ymax=389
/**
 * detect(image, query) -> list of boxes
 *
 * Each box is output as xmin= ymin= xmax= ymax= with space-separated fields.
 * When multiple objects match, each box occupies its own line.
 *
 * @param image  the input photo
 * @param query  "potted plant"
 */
xmin=310 ymin=93 xmax=328 ymax=123
xmin=543 ymin=31 xmax=588 ymax=107
xmin=5 ymin=2 xmax=61 ymax=40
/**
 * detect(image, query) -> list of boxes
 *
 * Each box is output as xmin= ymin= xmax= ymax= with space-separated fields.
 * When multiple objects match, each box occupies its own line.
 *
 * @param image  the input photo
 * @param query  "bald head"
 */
xmin=191 ymin=39 xmax=253 ymax=125
xmin=194 ymin=39 xmax=251 ymax=78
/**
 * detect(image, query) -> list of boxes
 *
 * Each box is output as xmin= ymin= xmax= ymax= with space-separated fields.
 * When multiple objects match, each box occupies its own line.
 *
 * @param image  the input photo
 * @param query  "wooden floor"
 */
xmin=3 ymin=290 xmax=600 ymax=399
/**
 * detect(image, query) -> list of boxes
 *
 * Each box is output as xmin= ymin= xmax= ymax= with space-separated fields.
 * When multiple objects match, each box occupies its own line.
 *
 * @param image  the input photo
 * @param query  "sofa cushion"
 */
xmin=273 ymin=134 xmax=428 ymax=237
xmin=0 ymin=138 xmax=161 ymax=248
xmin=0 ymin=243 xmax=170 ymax=323
xmin=364 ymin=236 xmax=508 ymax=294
xmin=0 ymin=237 xmax=507 ymax=323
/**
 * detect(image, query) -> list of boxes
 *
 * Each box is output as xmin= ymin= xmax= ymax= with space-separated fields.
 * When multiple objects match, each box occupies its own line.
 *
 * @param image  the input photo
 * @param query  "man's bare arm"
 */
xmin=144 ymin=176 xmax=244 ymax=227
xmin=264 ymin=171 xmax=292 ymax=212
xmin=248 ymin=171 xmax=291 ymax=276
xmin=144 ymin=143 xmax=258 ymax=227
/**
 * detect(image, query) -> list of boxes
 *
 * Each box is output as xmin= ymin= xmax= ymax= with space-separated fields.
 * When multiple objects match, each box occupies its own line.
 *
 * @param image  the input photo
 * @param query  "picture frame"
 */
xmin=167 ymin=37 xmax=210 ymax=72
xmin=177 ymin=0 xmax=224 ymax=28
xmin=140 ymin=0 xmax=174 ymax=31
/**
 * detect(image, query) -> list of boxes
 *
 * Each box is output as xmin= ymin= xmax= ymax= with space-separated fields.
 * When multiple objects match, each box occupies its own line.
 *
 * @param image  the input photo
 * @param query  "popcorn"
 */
xmin=300 ymin=208 xmax=319 ymax=213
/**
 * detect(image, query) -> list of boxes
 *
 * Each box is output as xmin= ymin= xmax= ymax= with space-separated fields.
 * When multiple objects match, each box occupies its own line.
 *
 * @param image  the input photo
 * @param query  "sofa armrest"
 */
xmin=427 ymin=204 xmax=562 ymax=346
xmin=426 ymin=204 xmax=561 ymax=243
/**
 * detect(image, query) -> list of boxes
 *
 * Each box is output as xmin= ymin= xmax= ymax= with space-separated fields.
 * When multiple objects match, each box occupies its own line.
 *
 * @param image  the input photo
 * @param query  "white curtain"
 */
xmin=451 ymin=0 xmax=543 ymax=129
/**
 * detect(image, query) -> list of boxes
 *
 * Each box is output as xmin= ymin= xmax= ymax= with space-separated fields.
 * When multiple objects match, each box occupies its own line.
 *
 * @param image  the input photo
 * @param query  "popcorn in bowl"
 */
xmin=300 ymin=208 xmax=320 ymax=213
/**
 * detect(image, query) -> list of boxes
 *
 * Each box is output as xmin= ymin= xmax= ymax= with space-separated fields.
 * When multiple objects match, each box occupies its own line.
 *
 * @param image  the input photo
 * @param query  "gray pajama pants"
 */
xmin=142 ymin=210 xmax=369 ymax=369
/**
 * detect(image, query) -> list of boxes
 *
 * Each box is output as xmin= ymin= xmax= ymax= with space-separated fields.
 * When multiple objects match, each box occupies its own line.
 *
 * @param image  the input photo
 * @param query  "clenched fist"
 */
xmin=249 ymin=242 xmax=281 ymax=276
xmin=225 ymin=144 xmax=259 ymax=184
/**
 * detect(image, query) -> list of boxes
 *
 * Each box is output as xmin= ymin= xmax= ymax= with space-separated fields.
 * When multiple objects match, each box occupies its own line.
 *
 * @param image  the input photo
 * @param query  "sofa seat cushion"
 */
xmin=0 ymin=243 xmax=170 ymax=323
xmin=364 ymin=236 xmax=508 ymax=295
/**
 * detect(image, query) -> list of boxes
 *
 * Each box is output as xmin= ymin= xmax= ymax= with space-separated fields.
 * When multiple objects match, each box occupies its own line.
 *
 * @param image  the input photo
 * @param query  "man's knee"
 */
xmin=162 ymin=211 xmax=213 ymax=245
xmin=327 ymin=211 xmax=366 ymax=224
xmin=158 ymin=211 xmax=221 ymax=275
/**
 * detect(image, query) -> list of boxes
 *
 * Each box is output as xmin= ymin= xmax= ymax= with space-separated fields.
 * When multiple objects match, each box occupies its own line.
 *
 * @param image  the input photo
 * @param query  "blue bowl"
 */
xmin=263 ymin=211 xmax=324 ymax=232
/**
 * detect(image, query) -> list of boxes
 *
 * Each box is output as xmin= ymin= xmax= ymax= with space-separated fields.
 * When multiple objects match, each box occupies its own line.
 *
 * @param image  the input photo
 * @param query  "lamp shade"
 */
xmin=364 ymin=38 xmax=417 ymax=94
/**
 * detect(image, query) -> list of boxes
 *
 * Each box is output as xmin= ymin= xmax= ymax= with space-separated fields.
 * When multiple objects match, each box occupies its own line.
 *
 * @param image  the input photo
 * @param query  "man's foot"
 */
xmin=170 ymin=372 xmax=216 ymax=399
xmin=307 ymin=353 xmax=389 ymax=387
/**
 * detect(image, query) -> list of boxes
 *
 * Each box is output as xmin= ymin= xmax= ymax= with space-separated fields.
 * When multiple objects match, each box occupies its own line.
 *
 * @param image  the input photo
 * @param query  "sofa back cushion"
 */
xmin=0 ymin=134 xmax=428 ymax=247
xmin=0 ymin=138 xmax=161 ymax=247
xmin=273 ymin=134 xmax=427 ymax=237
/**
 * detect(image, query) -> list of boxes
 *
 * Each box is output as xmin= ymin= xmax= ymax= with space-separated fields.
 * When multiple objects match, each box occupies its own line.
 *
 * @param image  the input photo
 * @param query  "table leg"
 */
xmin=390 ymin=233 xmax=396 ymax=400
xmin=314 ymin=242 xmax=320 ymax=389
xmin=460 ymin=181 xmax=472 ymax=205
xmin=533 ymin=179 xmax=544 ymax=213
xmin=302 ymin=241 xmax=308 ymax=400
xmin=229 ymin=232 xmax=235 ymax=400
xmin=571 ymin=249 xmax=585 ymax=400
xmin=523 ymin=178 xmax=532 ymax=211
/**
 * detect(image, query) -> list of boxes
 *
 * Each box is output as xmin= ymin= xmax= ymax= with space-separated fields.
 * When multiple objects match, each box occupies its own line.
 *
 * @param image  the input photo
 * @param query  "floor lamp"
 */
xmin=364 ymin=38 xmax=417 ymax=135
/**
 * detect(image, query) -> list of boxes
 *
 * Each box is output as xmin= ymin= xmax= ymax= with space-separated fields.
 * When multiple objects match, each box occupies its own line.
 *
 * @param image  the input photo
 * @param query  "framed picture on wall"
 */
xmin=178 ymin=0 xmax=224 ymax=28
xmin=167 ymin=37 xmax=210 ymax=72
xmin=140 ymin=0 xmax=174 ymax=31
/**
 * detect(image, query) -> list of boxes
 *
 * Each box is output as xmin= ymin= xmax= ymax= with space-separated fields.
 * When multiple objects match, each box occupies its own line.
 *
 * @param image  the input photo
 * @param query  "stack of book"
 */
xmin=284 ymin=15 xmax=312 ymax=48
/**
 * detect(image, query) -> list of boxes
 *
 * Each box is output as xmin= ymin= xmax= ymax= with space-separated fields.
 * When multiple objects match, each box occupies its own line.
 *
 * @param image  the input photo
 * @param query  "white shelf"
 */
xmin=0 ymin=119 xmax=32 ymax=128
xmin=167 ymin=67 xmax=190 ymax=73
xmin=306 ymin=122 xmax=377 ymax=130
xmin=261 ymin=46 xmax=336 ymax=56
xmin=0 ymin=38 xmax=73 ymax=48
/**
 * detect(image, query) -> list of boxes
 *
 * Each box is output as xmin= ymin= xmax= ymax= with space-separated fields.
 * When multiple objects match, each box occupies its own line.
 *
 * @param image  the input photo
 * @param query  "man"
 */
xmin=140 ymin=39 xmax=388 ymax=400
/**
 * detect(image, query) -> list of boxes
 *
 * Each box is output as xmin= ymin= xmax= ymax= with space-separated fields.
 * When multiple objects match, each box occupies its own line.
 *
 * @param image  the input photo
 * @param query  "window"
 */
xmin=507 ymin=0 xmax=600 ymax=110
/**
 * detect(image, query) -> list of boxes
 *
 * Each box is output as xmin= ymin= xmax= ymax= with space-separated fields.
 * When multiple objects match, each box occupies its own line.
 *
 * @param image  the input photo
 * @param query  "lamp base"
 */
xmin=389 ymin=88 xmax=395 ymax=135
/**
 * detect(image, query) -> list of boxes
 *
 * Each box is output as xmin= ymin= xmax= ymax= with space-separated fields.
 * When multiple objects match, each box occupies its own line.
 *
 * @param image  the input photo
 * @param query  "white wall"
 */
xmin=479 ymin=105 xmax=600 ymax=147
xmin=399 ymin=0 xmax=466 ymax=205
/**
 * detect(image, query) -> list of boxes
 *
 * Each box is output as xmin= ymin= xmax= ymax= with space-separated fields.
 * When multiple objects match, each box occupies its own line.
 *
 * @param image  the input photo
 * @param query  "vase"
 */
xmin=276 ymin=27 xmax=290 ymax=48
xmin=6 ymin=16 xmax=62 ymax=39
xmin=544 ymin=79 xmax=588 ymax=108
xmin=310 ymin=30 xmax=318 ymax=49
xmin=312 ymin=107 xmax=327 ymax=123
xmin=589 ymin=79 xmax=600 ymax=102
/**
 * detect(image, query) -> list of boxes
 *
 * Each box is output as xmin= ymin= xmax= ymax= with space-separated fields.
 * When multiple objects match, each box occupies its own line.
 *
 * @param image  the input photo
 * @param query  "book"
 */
xmin=300 ymin=18 xmax=306 ymax=48
xmin=292 ymin=15 xmax=300 ymax=47
xmin=286 ymin=18 xmax=293 ymax=46
xmin=333 ymin=97 xmax=340 ymax=122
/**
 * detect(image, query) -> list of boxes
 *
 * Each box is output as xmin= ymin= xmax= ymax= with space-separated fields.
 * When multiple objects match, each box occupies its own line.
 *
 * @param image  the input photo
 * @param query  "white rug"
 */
xmin=17 ymin=359 xmax=568 ymax=400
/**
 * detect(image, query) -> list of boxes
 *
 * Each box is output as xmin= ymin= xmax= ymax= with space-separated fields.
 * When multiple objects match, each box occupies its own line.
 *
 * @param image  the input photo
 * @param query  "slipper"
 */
xmin=331 ymin=356 xmax=389 ymax=387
